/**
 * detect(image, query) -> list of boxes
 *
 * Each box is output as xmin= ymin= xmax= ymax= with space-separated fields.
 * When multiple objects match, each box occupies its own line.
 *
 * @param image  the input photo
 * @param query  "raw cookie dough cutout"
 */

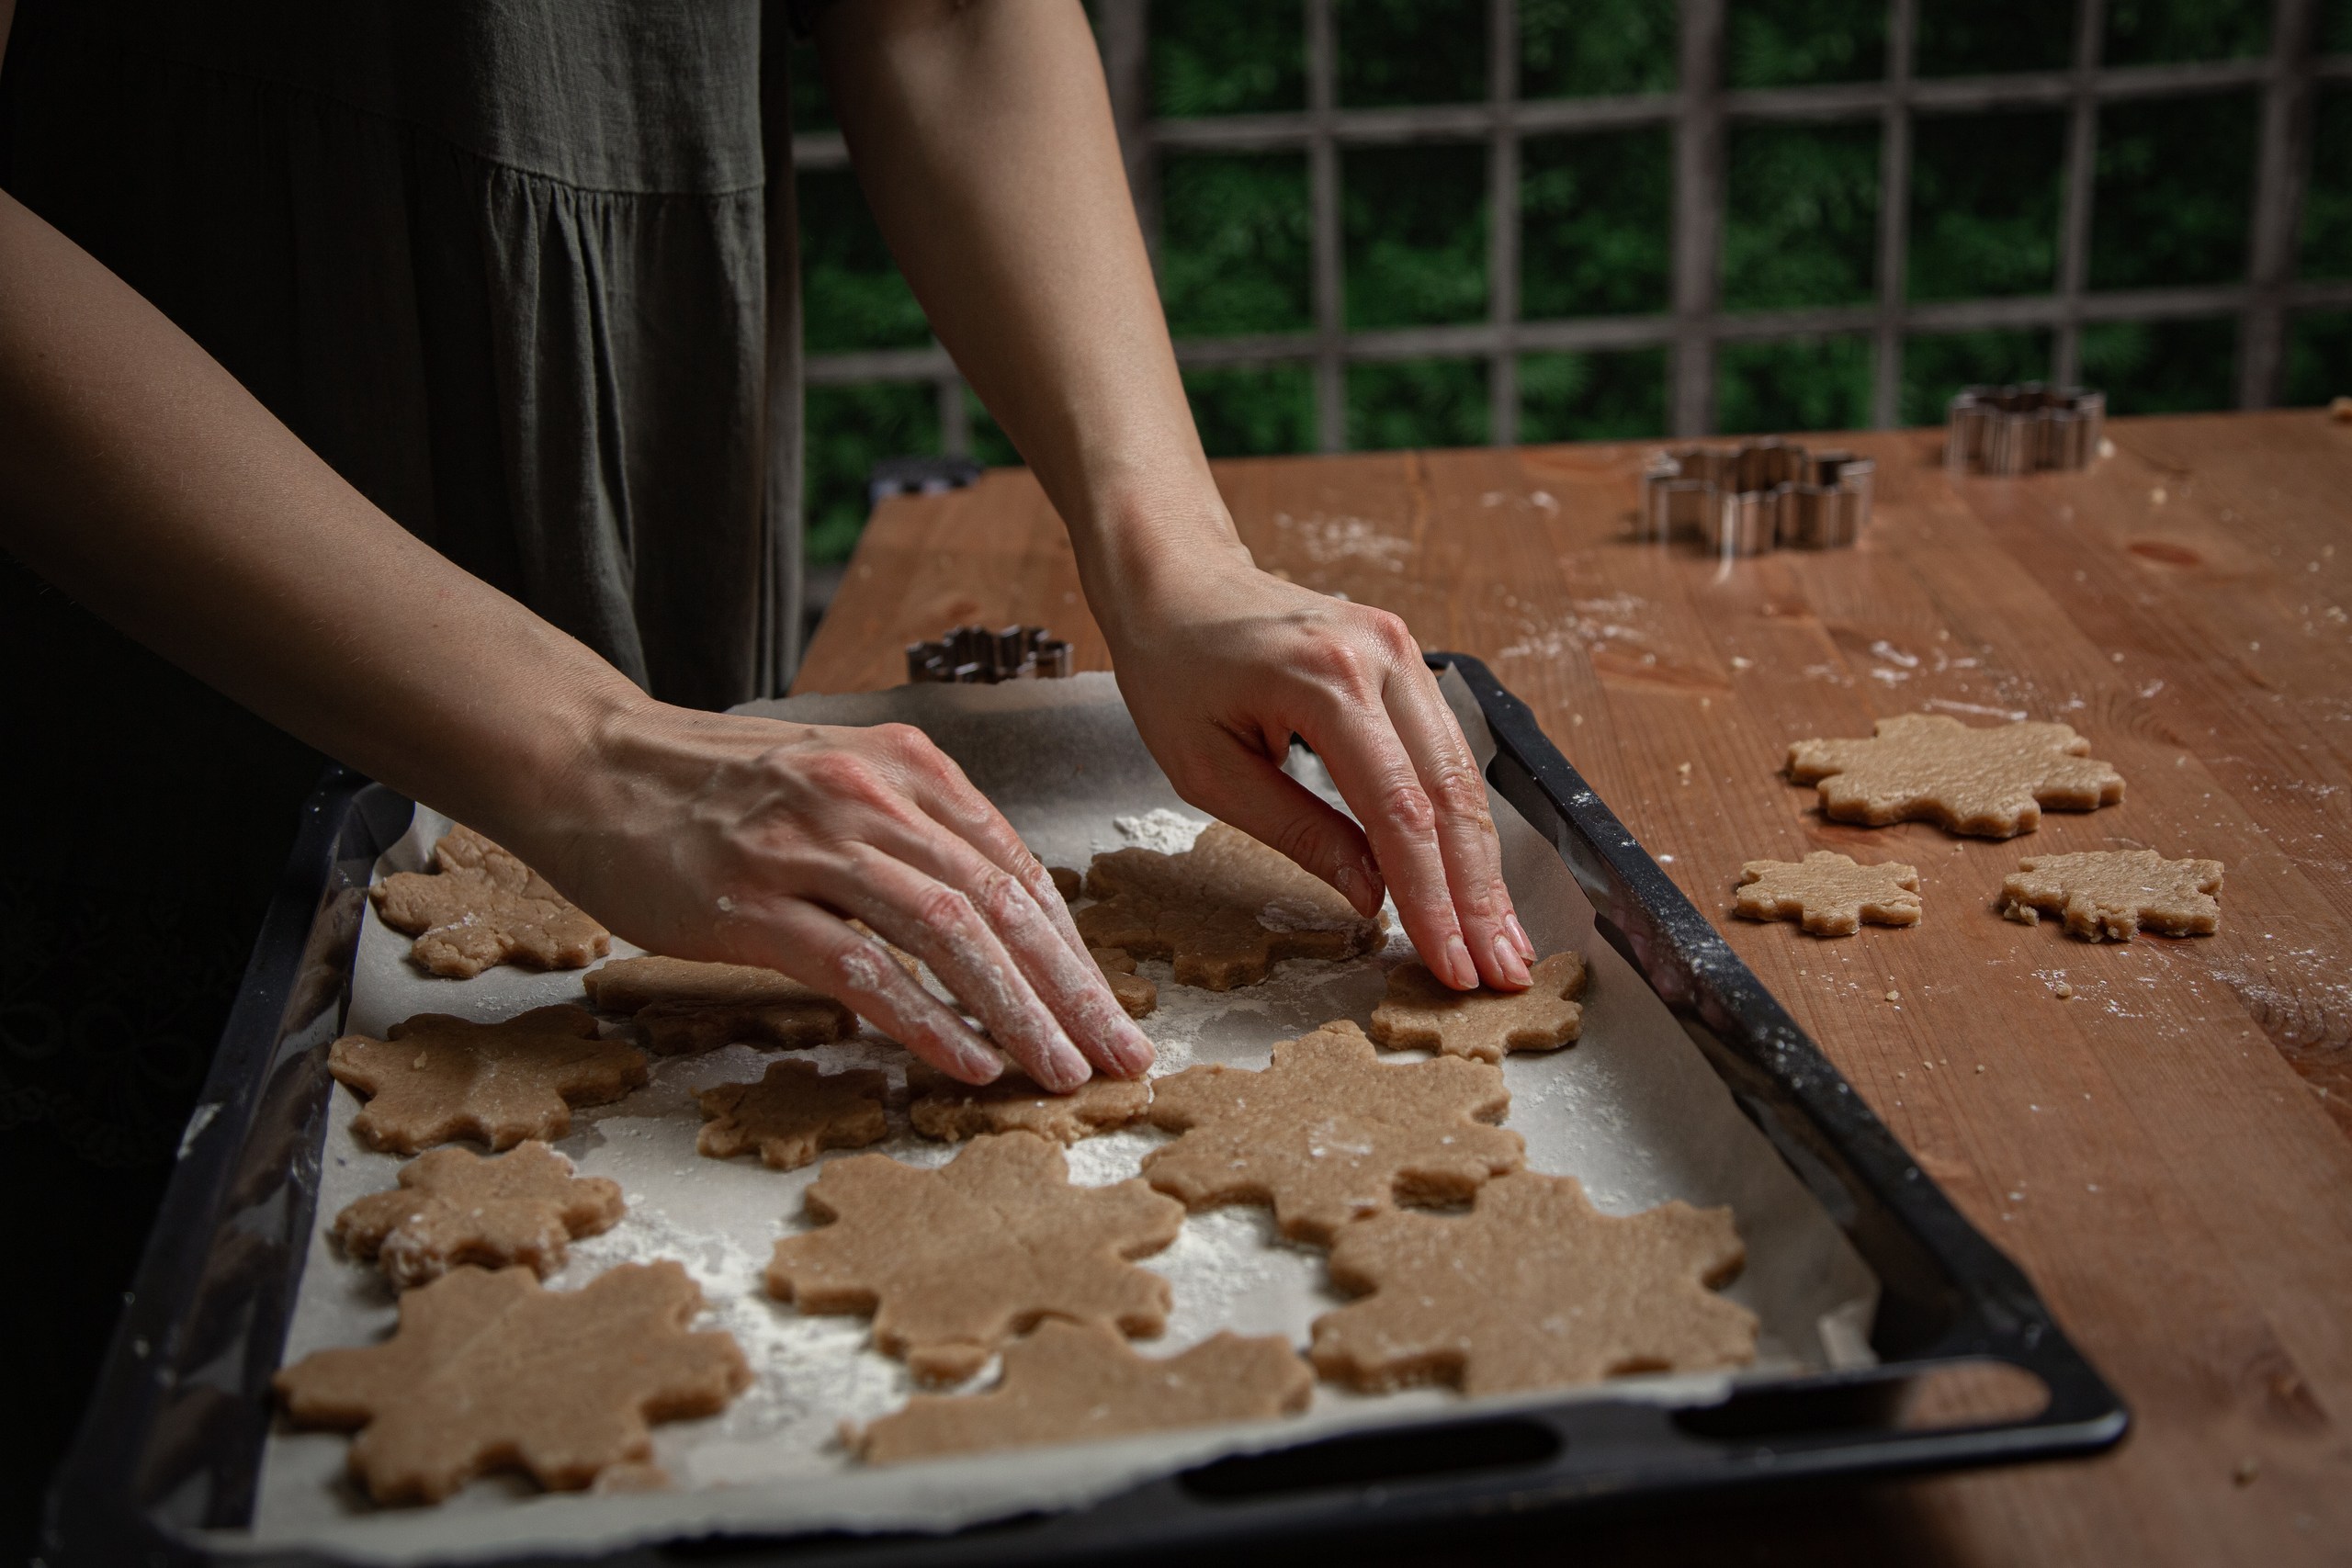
xmin=370 ymin=825 xmax=609 ymax=978
xmin=1735 ymin=852 xmax=1922 ymax=936
xmin=905 ymin=1061 xmax=1151 ymax=1145
xmin=1369 ymin=951 xmax=1587 ymax=1062
xmin=1143 ymin=1021 xmax=1523 ymax=1245
xmin=854 ymin=1319 xmax=1311 ymax=1464
xmin=1785 ymin=715 xmax=2124 ymax=838
xmin=1091 ymin=946 xmax=1158 ymax=1019
xmin=2001 ymin=849 xmax=2222 ymax=941
xmin=584 ymin=954 xmax=856 ymax=1055
xmin=1077 ymin=822 xmax=1384 ymax=990
xmin=1310 ymin=1170 xmax=1758 ymax=1395
xmin=334 ymin=1141 xmax=624 ymax=1290
xmin=329 ymin=1005 xmax=648 ymax=1154
xmin=273 ymin=1260 xmax=749 ymax=1504
xmin=766 ymin=1131 xmax=1184 ymax=1383
xmin=696 ymin=1060 xmax=889 ymax=1170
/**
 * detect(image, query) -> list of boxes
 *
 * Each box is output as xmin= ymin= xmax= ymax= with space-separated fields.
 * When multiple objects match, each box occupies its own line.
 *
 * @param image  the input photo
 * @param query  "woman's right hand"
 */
xmin=507 ymin=700 xmax=1152 ymax=1093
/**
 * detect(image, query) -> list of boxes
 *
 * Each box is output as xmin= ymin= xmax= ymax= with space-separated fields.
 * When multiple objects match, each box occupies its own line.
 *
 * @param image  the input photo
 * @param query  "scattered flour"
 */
xmin=1113 ymin=807 xmax=1211 ymax=855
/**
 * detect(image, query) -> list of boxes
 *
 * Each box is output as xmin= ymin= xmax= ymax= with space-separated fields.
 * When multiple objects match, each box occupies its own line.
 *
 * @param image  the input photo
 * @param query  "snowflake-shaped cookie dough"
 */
xmin=328 ymin=1005 xmax=648 ymax=1154
xmin=1735 ymin=851 xmax=1922 ymax=936
xmin=1309 ymin=1170 xmax=1757 ymax=1395
xmin=1785 ymin=714 xmax=2123 ymax=838
xmin=2000 ymin=848 xmax=2222 ymax=941
xmin=766 ymin=1131 xmax=1184 ymax=1382
xmin=333 ymin=1141 xmax=624 ymax=1289
xmin=273 ymin=1261 xmax=748 ymax=1503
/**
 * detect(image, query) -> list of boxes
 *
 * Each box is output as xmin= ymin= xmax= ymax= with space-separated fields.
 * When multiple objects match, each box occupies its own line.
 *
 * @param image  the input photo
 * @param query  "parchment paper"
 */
xmin=232 ymin=672 xmax=1876 ymax=1563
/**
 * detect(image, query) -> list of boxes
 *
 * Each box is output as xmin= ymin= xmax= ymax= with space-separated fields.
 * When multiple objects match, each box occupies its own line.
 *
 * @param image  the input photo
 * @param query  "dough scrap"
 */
xmin=1091 ymin=946 xmax=1158 ymax=1020
xmin=1785 ymin=714 xmax=2124 ymax=838
xmin=334 ymin=1141 xmax=625 ymax=1290
xmin=2000 ymin=848 xmax=2223 ymax=941
xmin=1047 ymin=866 xmax=1084 ymax=902
xmin=582 ymin=954 xmax=856 ymax=1055
xmin=1735 ymin=852 xmax=1922 ymax=936
xmin=1369 ymin=950 xmax=1587 ymax=1063
xmin=1078 ymin=822 xmax=1383 ymax=990
xmin=905 ymin=1061 xmax=1151 ymax=1145
xmin=273 ymin=1260 xmax=749 ymax=1504
xmin=1143 ymin=1021 xmax=1522 ymax=1245
xmin=765 ymin=1131 xmax=1184 ymax=1383
xmin=697 ymin=1060 xmax=889 ymax=1170
xmin=1310 ymin=1170 xmax=1758 ymax=1395
xmin=329 ymin=1005 xmax=648 ymax=1154
xmin=855 ymin=1319 xmax=1311 ymax=1464
xmin=369 ymin=825 xmax=610 ymax=978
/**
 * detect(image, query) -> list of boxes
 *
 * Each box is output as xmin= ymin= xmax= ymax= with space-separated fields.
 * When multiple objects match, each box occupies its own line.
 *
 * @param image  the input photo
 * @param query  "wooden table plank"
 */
xmin=795 ymin=410 xmax=2352 ymax=1566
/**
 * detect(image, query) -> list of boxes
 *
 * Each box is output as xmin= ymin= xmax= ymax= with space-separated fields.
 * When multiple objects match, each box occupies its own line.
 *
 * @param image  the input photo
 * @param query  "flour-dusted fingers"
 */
xmin=740 ymin=900 xmax=1006 ymax=1084
xmin=842 ymin=814 xmax=1155 ymax=1078
xmin=819 ymin=850 xmax=1097 ymax=1091
xmin=1379 ymin=660 xmax=1532 ymax=988
xmin=875 ymin=722 xmax=1098 ymax=962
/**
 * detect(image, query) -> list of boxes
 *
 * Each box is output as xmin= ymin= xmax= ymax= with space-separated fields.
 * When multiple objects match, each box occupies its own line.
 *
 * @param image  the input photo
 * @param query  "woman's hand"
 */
xmin=508 ymin=701 xmax=1153 ymax=1093
xmin=1102 ymin=547 xmax=1536 ymax=994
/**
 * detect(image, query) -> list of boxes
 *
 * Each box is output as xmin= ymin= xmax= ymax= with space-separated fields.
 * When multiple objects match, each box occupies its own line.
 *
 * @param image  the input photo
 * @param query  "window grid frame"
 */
xmin=797 ymin=0 xmax=2352 ymax=452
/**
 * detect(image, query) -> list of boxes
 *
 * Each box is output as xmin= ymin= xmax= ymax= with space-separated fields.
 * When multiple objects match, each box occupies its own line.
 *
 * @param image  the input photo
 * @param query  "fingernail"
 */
xmin=1333 ymin=863 xmax=1362 ymax=905
xmin=953 ymin=1038 xmax=1006 ymax=1084
xmin=1506 ymin=913 xmax=1536 ymax=961
xmin=1039 ymin=1036 xmax=1092 ymax=1093
xmin=1443 ymin=933 xmax=1478 ymax=990
xmin=1111 ymin=1021 xmax=1158 ymax=1077
xmin=1492 ymin=933 xmax=1532 ymax=989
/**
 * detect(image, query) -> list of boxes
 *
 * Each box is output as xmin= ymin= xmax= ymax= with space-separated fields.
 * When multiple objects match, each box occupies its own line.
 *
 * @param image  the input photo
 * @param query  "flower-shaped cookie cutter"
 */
xmin=1640 ymin=439 xmax=1874 ymax=558
xmin=905 ymin=625 xmax=1074 ymax=684
xmin=1945 ymin=383 xmax=2105 ymax=476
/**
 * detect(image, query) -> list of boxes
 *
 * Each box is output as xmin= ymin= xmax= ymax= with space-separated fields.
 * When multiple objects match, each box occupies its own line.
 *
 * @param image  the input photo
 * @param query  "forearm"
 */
xmin=0 ymin=188 xmax=639 ymax=842
xmin=815 ymin=0 xmax=1249 ymax=618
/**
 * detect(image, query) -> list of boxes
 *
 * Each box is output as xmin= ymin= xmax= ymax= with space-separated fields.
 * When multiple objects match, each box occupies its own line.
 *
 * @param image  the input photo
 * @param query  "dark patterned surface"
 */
xmin=2 ymin=553 xmax=321 ymax=1562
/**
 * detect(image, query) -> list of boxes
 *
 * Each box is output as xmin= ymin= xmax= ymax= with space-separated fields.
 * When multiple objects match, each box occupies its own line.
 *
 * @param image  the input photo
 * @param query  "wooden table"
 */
xmin=797 ymin=410 xmax=2352 ymax=1567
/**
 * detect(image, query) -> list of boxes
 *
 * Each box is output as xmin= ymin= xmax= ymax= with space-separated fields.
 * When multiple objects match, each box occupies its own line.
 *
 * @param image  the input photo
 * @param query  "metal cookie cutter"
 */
xmin=1641 ymin=438 xmax=1875 ymax=557
xmin=1946 ymin=383 xmax=2105 ymax=476
xmin=906 ymin=625 xmax=1073 ymax=684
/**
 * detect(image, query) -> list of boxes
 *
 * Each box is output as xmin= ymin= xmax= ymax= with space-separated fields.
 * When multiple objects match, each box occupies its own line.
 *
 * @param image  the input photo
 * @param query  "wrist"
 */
xmin=1066 ymin=476 xmax=1252 ymax=636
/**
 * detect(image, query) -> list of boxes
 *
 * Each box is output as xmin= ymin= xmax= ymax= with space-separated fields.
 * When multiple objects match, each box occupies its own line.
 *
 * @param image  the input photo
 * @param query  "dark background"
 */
xmin=7 ymin=0 xmax=2352 ymax=1561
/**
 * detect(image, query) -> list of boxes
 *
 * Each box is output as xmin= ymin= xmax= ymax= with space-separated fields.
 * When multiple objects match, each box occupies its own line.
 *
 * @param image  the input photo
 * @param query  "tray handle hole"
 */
xmin=1179 ymin=1417 xmax=1561 ymax=1502
xmin=1897 ymin=1359 xmax=2052 ymax=1430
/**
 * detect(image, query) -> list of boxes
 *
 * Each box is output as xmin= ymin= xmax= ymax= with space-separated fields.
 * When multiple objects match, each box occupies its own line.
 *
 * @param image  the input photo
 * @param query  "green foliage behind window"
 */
xmin=1521 ymin=0 xmax=1676 ymax=97
xmin=1337 ymin=0 xmax=1487 ymax=106
xmin=805 ymin=384 xmax=939 ymax=566
xmin=798 ymin=168 xmax=929 ymax=355
xmin=1159 ymin=153 xmax=1315 ymax=336
xmin=1343 ymin=145 xmax=1489 ymax=328
xmin=1900 ymin=330 xmax=2052 ymax=425
xmin=1908 ymin=110 xmax=2064 ymax=301
xmin=1186 ymin=367 xmax=1320 ymax=457
xmin=2305 ymin=87 xmax=2352 ymax=281
xmin=1717 ymin=336 xmax=1872 ymax=434
xmin=1521 ymin=129 xmax=1673 ymax=318
xmin=1916 ymin=0 xmax=2075 ymax=76
xmin=2103 ymin=0 xmax=2267 ymax=64
xmin=1725 ymin=0 xmax=1886 ymax=87
xmin=2080 ymin=318 xmax=2239 ymax=412
xmin=2090 ymin=93 xmax=2256 ymax=290
xmin=1520 ymin=350 xmax=1669 ymax=441
xmin=1349 ymin=360 xmax=1488 ymax=448
xmin=2284 ymin=310 xmax=2352 ymax=406
xmin=1152 ymin=0 xmax=1306 ymax=116
xmin=1724 ymin=122 xmax=1881 ymax=310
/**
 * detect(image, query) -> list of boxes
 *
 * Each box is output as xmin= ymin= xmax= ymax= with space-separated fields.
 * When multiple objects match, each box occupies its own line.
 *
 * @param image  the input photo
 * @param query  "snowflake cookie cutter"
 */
xmin=1640 ymin=438 xmax=1875 ymax=558
xmin=905 ymin=625 xmax=1074 ymax=684
xmin=1945 ymin=383 xmax=2105 ymax=476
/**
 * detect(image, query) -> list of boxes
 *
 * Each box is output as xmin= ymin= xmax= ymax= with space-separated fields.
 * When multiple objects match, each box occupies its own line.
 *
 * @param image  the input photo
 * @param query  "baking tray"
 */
xmin=43 ymin=654 xmax=2127 ymax=1566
